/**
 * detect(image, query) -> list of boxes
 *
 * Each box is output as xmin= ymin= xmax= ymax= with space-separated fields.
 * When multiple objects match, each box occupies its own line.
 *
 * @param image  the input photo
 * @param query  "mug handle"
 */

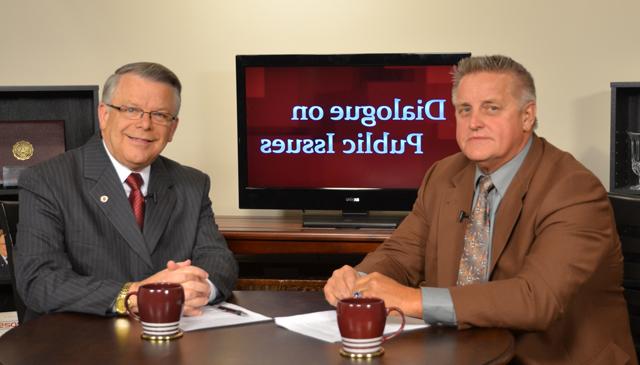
xmin=382 ymin=306 xmax=405 ymax=342
xmin=124 ymin=292 xmax=140 ymax=321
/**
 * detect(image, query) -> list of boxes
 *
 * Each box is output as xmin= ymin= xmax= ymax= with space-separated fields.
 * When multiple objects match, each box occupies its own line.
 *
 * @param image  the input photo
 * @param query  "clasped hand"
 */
xmin=128 ymin=259 xmax=211 ymax=316
xmin=323 ymin=265 xmax=423 ymax=317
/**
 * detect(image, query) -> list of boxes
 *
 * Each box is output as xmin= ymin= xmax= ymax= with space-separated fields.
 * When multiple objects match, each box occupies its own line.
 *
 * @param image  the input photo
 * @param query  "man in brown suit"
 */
xmin=324 ymin=55 xmax=637 ymax=364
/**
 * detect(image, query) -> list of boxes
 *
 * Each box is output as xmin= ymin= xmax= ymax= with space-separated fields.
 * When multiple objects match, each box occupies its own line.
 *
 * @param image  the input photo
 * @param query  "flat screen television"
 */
xmin=236 ymin=53 xmax=470 ymax=228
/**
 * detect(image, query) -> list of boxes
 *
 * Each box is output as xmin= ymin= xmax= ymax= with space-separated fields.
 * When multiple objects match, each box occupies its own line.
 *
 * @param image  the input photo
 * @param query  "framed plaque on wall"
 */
xmin=0 ymin=86 xmax=99 ymax=197
xmin=0 ymin=120 xmax=65 ymax=186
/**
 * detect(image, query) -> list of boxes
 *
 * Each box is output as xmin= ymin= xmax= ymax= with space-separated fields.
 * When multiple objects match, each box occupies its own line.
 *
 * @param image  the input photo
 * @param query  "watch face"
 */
xmin=116 ymin=296 xmax=127 ymax=314
xmin=116 ymin=284 xmax=132 ymax=314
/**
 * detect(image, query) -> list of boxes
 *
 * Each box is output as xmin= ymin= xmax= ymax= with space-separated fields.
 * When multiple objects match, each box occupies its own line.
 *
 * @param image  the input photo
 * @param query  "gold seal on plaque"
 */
xmin=12 ymin=140 xmax=34 ymax=161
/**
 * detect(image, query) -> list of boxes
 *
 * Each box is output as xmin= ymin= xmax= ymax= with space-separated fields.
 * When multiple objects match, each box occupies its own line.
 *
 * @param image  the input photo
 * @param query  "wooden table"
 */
xmin=0 ymin=291 xmax=514 ymax=365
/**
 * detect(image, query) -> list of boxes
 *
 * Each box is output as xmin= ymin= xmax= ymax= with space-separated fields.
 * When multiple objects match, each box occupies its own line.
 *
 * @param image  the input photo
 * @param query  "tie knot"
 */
xmin=125 ymin=173 xmax=143 ymax=191
xmin=478 ymin=175 xmax=494 ymax=194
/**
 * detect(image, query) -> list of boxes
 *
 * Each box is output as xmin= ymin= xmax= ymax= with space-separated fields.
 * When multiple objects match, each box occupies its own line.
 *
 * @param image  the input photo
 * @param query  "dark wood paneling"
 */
xmin=217 ymin=215 xmax=391 ymax=283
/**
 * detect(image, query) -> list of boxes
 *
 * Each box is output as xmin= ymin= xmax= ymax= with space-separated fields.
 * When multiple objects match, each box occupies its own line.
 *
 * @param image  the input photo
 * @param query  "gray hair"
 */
xmin=452 ymin=55 xmax=536 ymax=107
xmin=101 ymin=62 xmax=182 ymax=114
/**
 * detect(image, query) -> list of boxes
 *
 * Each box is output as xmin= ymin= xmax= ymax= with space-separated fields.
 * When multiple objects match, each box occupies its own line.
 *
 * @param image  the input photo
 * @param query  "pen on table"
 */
xmin=217 ymin=305 xmax=248 ymax=317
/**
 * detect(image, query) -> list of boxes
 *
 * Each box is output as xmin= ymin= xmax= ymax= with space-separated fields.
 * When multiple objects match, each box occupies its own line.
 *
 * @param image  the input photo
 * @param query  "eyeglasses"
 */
xmin=105 ymin=103 xmax=177 ymax=126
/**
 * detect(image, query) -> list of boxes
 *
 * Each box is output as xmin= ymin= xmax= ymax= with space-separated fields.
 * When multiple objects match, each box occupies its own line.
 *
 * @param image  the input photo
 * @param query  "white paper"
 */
xmin=0 ymin=311 xmax=19 ymax=337
xmin=274 ymin=310 xmax=429 ymax=343
xmin=180 ymin=302 xmax=271 ymax=332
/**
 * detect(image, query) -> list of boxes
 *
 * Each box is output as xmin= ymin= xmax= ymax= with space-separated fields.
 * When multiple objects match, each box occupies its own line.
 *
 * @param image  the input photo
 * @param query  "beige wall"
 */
xmin=1 ymin=0 xmax=639 ymax=216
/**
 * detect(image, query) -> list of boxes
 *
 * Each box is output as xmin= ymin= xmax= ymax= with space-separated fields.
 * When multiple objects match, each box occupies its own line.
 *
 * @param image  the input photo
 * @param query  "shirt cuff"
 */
xmin=421 ymin=287 xmax=457 ymax=326
xmin=207 ymin=278 xmax=218 ymax=303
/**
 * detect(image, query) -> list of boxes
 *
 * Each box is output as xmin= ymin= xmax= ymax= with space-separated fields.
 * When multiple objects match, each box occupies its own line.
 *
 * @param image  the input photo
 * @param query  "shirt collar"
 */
xmin=474 ymin=136 xmax=533 ymax=198
xmin=102 ymin=140 xmax=151 ymax=190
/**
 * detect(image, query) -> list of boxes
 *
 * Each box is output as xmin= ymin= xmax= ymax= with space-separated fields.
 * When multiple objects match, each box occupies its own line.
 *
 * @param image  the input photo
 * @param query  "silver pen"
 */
xmin=217 ymin=305 xmax=248 ymax=317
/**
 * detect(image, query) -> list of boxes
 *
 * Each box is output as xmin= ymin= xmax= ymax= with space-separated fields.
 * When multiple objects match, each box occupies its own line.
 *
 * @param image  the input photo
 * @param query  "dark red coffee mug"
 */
xmin=125 ymin=282 xmax=185 ymax=339
xmin=337 ymin=297 xmax=405 ymax=355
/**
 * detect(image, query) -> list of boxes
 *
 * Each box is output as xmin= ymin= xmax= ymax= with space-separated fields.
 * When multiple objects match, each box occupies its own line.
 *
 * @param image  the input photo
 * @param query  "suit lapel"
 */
xmin=83 ymin=136 xmax=153 ymax=269
xmin=489 ymin=136 xmax=543 ymax=275
xmin=437 ymin=163 xmax=476 ymax=287
xmin=143 ymin=158 xmax=176 ymax=254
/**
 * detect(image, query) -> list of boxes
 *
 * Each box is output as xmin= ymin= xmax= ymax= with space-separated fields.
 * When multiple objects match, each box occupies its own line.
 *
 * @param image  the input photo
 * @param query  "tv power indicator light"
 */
xmin=345 ymin=197 xmax=360 ymax=202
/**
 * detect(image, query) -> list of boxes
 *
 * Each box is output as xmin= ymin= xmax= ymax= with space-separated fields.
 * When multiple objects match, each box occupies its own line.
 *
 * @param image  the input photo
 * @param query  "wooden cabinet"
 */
xmin=608 ymin=193 xmax=640 ymax=354
xmin=216 ymin=216 xmax=392 ymax=287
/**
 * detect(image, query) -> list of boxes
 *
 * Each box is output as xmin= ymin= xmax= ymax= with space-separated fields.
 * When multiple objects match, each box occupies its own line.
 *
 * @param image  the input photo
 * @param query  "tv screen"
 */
xmin=236 ymin=53 xmax=469 ymax=226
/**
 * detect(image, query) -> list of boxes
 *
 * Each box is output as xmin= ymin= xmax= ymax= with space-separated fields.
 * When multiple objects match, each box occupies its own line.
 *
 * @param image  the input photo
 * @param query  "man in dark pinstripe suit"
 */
xmin=14 ymin=62 xmax=238 ymax=322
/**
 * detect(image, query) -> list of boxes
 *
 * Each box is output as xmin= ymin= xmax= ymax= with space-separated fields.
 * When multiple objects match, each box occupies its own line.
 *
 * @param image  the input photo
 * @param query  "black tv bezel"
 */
xmin=236 ymin=52 xmax=470 ymax=212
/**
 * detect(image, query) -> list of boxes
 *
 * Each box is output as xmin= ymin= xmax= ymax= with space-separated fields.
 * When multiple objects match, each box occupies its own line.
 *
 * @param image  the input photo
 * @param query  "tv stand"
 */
xmin=302 ymin=211 xmax=405 ymax=229
xmin=216 ymin=215 xmax=394 ymax=286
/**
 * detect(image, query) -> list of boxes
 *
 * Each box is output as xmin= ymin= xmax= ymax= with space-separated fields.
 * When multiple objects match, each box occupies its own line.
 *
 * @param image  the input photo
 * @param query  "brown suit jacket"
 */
xmin=357 ymin=135 xmax=637 ymax=364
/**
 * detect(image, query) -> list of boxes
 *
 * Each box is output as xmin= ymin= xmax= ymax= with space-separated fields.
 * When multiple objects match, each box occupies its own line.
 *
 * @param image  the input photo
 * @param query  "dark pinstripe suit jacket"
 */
xmin=14 ymin=134 xmax=238 ymax=319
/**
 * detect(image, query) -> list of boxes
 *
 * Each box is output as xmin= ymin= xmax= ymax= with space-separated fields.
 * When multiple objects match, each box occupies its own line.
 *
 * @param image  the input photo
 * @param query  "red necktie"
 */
xmin=125 ymin=173 xmax=145 ymax=230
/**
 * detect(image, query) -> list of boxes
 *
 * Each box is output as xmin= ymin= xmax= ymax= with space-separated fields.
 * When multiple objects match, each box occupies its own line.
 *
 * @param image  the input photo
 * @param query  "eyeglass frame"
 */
xmin=104 ymin=103 xmax=178 ymax=126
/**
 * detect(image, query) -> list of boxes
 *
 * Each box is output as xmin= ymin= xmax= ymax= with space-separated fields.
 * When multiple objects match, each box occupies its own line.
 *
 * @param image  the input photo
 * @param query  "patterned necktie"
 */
xmin=457 ymin=175 xmax=494 ymax=286
xmin=125 ymin=173 xmax=145 ymax=230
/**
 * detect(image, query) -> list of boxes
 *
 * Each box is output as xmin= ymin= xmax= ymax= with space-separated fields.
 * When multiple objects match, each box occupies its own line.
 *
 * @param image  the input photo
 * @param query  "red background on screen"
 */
xmin=244 ymin=65 xmax=460 ymax=189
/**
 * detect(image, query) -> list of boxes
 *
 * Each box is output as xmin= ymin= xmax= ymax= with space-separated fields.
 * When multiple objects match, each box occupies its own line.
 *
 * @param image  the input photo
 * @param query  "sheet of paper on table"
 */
xmin=274 ymin=310 xmax=429 ymax=343
xmin=180 ymin=302 xmax=271 ymax=332
xmin=0 ymin=311 xmax=18 ymax=337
